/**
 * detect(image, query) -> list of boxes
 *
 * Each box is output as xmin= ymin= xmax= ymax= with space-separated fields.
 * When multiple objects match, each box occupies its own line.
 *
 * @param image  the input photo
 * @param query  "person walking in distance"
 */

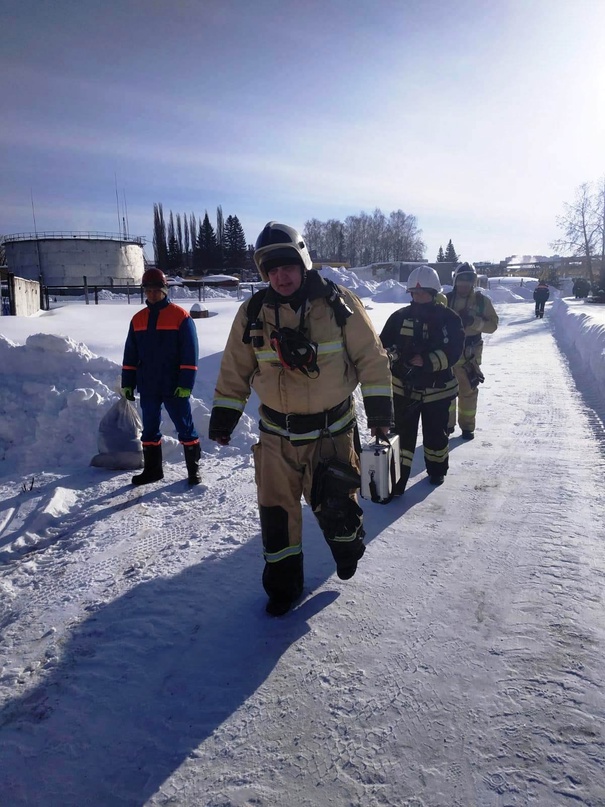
xmin=209 ymin=222 xmax=393 ymax=616
xmin=533 ymin=279 xmax=550 ymax=318
xmin=121 ymin=268 xmax=201 ymax=486
xmin=380 ymin=265 xmax=464 ymax=493
xmin=446 ymin=262 xmax=499 ymax=440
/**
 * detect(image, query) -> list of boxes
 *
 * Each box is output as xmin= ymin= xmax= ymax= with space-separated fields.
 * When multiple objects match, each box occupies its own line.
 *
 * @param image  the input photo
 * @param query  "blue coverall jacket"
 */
xmin=121 ymin=297 xmax=198 ymax=396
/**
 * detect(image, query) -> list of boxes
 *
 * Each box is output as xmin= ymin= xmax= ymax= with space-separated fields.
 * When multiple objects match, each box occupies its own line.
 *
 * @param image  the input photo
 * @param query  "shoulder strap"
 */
xmin=243 ymin=277 xmax=353 ymax=343
xmin=475 ymin=290 xmax=485 ymax=315
xmin=323 ymin=279 xmax=353 ymax=327
xmin=242 ymin=289 xmax=268 ymax=344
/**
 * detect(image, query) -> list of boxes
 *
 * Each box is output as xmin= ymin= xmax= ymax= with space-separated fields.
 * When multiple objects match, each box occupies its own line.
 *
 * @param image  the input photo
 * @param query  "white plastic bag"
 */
xmin=90 ymin=397 xmax=143 ymax=470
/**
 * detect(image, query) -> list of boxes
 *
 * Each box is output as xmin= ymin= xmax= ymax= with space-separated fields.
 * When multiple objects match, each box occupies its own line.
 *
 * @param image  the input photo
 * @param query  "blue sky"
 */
xmin=2 ymin=0 xmax=604 ymax=263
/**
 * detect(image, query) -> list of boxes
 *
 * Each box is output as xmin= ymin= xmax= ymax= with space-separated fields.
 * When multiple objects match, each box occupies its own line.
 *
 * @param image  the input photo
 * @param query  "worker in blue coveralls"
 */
xmin=121 ymin=268 xmax=201 ymax=485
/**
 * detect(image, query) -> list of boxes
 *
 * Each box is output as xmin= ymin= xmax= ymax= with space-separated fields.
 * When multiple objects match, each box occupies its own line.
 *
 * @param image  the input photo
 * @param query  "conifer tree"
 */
xmin=437 ymin=246 xmax=445 ymax=262
xmin=153 ymin=203 xmax=169 ymax=273
xmin=189 ymin=213 xmax=199 ymax=273
xmin=176 ymin=214 xmax=184 ymax=263
xmin=166 ymin=212 xmax=181 ymax=274
xmin=216 ymin=205 xmax=224 ymax=269
xmin=198 ymin=212 xmax=220 ymax=273
xmin=444 ymin=239 xmax=459 ymax=263
xmin=223 ymin=215 xmax=247 ymax=268
xmin=183 ymin=215 xmax=191 ymax=274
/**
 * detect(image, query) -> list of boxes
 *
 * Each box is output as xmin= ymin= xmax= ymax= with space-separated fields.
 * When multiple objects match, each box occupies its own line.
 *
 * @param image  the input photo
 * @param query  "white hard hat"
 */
xmin=406 ymin=265 xmax=442 ymax=293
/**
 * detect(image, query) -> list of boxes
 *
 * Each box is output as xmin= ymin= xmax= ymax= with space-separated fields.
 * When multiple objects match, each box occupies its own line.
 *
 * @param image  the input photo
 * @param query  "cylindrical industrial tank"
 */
xmin=2 ymin=232 xmax=146 ymax=286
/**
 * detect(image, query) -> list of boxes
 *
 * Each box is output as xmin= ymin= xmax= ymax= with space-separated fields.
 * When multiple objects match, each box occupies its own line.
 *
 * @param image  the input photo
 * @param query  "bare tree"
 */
xmin=388 ymin=210 xmax=425 ymax=261
xmin=324 ymin=219 xmax=345 ymax=260
xmin=552 ymin=182 xmax=599 ymax=286
xmin=303 ymin=219 xmax=326 ymax=259
xmin=304 ymin=208 xmax=425 ymax=267
xmin=596 ymin=177 xmax=605 ymax=286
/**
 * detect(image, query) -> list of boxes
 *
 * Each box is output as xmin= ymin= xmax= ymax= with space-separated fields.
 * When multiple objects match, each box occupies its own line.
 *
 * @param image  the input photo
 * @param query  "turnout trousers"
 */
xmin=394 ymin=393 xmax=451 ymax=488
xmin=140 ymin=395 xmax=199 ymax=446
xmin=449 ymin=341 xmax=484 ymax=434
xmin=252 ymin=428 xmax=363 ymax=600
xmin=448 ymin=365 xmax=479 ymax=433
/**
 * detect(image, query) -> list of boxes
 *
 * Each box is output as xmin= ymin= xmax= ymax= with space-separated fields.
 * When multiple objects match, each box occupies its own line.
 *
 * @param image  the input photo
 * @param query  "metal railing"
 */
xmin=1 ymin=231 xmax=146 ymax=245
xmin=41 ymin=279 xmax=245 ymax=305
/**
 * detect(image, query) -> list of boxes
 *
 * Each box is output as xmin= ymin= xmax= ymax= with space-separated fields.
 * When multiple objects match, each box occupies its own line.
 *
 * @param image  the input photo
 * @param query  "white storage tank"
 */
xmin=1 ymin=232 xmax=146 ymax=287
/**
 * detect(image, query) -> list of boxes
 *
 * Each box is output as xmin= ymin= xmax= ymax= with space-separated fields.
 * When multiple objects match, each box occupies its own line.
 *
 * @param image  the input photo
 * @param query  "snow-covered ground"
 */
xmin=1 ymin=273 xmax=605 ymax=807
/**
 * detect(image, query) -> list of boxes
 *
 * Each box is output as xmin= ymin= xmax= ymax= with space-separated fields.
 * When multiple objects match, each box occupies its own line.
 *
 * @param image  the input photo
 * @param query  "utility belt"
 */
xmin=260 ymin=397 xmax=354 ymax=442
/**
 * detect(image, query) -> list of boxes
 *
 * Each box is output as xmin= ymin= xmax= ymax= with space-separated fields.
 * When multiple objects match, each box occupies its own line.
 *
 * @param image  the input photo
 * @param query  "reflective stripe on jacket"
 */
xmin=446 ymin=289 xmax=498 ymax=365
xmin=210 ymin=281 xmax=392 ymax=438
xmin=380 ymin=301 xmax=465 ymax=402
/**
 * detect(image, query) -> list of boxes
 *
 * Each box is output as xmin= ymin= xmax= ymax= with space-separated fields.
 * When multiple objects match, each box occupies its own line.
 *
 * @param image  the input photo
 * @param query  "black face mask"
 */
xmin=410 ymin=297 xmax=435 ymax=314
xmin=270 ymin=327 xmax=319 ymax=378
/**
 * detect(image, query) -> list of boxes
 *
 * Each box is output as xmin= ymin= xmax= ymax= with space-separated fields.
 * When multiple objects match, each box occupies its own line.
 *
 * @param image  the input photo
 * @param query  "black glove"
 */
xmin=209 ymin=429 xmax=231 ymax=446
xmin=460 ymin=312 xmax=474 ymax=327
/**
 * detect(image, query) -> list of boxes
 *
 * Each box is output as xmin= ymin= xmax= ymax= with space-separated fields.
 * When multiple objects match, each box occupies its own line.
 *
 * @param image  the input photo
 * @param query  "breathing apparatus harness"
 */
xmin=243 ymin=272 xmax=354 ymax=379
xmin=269 ymin=301 xmax=320 ymax=378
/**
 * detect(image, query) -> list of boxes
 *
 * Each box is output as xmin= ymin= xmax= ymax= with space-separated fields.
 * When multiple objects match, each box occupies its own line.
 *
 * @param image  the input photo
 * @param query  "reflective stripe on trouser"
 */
xmin=448 ymin=364 xmax=479 ymax=432
xmin=140 ymin=395 xmax=199 ymax=445
xmin=252 ymin=428 xmax=362 ymax=593
xmin=394 ymin=394 xmax=451 ymax=486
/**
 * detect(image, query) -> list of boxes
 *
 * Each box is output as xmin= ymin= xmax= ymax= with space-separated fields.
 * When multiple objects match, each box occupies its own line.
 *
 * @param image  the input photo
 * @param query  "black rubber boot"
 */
xmin=184 ymin=443 xmax=201 ymax=485
xmin=263 ymin=554 xmax=304 ymax=617
xmin=336 ymin=538 xmax=366 ymax=580
xmin=132 ymin=444 xmax=164 ymax=486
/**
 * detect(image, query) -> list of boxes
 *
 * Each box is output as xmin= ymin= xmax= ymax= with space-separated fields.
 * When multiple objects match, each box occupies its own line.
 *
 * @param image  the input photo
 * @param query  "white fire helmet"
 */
xmin=406 ymin=265 xmax=442 ymax=293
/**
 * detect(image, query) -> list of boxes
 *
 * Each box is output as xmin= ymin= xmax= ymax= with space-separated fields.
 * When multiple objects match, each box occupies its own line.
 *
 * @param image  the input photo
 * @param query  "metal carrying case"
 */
xmin=360 ymin=433 xmax=401 ymax=504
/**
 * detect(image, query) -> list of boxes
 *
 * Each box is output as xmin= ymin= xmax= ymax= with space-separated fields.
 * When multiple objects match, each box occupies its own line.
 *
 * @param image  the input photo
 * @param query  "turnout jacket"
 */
xmin=445 ymin=288 xmax=498 ymax=363
xmin=121 ymin=297 xmax=199 ymax=397
xmin=380 ymin=301 xmax=465 ymax=402
xmin=209 ymin=271 xmax=393 ymax=440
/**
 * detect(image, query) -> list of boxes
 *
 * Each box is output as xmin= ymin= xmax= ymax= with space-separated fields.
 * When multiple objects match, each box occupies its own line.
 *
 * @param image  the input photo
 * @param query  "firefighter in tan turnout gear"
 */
xmin=209 ymin=222 xmax=393 ymax=616
xmin=446 ymin=262 xmax=499 ymax=439
xmin=380 ymin=265 xmax=465 ymax=493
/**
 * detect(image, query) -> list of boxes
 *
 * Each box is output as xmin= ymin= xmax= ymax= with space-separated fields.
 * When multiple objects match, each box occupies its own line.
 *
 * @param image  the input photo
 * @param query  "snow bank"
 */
xmin=319 ymin=266 xmax=378 ymax=297
xmin=371 ymin=278 xmax=409 ymax=303
xmin=1 ymin=283 xmax=604 ymax=480
xmin=0 ymin=334 xmax=120 ymax=473
xmin=552 ymin=298 xmax=605 ymax=405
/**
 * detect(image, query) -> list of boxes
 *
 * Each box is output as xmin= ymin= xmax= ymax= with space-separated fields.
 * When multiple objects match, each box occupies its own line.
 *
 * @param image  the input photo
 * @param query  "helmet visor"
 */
xmin=258 ymin=246 xmax=303 ymax=269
